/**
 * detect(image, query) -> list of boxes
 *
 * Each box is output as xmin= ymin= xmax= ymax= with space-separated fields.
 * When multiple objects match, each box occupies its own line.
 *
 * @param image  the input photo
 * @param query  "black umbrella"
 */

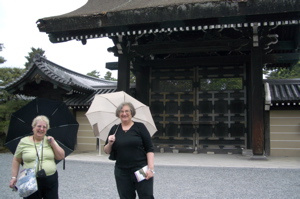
xmin=5 ymin=98 xmax=79 ymax=163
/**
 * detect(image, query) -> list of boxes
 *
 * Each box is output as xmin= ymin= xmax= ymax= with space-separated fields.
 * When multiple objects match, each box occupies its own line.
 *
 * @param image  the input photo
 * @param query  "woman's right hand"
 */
xmin=10 ymin=157 xmax=22 ymax=189
xmin=9 ymin=178 xmax=17 ymax=189
xmin=108 ymin=134 xmax=116 ymax=144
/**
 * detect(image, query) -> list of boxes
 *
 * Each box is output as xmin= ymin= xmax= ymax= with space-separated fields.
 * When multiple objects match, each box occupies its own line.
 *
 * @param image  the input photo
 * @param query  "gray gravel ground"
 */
xmin=1 ymin=153 xmax=300 ymax=199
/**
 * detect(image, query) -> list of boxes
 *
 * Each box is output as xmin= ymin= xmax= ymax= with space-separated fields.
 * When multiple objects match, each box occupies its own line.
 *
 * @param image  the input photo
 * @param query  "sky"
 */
xmin=0 ymin=0 xmax=118 ymax=78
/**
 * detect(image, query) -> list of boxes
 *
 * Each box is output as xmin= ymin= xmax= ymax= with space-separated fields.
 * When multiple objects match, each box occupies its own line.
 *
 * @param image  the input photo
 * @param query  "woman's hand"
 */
xmin=104 ymin=135 xmax=116 ymax=154
xmin=9 ymin=157 xmax=21 ymax=189
xmin=47 ymin=136 xmax=65 ymax=160
xmin=108 ymin=134 xmax=116 ymax=145
xmin=9 ymin=177 xmax=17 ymax=189
xmin=47 ymin=136 xmax=55 ymax=146
xmin=145 ymin=169 xmax=154 ymax=180
xmin=146 ymin=152 xmax=155 ymax=180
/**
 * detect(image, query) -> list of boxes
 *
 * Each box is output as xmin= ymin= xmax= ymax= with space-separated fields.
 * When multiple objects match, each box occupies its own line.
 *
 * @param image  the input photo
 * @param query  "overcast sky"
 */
xmin=0 ymin=0 xmax=118 ymax=78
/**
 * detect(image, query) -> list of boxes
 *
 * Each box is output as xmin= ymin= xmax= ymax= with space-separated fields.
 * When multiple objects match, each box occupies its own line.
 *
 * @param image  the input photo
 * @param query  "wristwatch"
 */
xmin=149 ymin=169 xmax=155 ymax=174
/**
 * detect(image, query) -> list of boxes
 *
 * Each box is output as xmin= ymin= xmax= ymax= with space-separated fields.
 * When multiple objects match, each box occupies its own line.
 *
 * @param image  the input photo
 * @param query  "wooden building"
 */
xmin=4 ymin=55 xmax=117 ymax=151
xmin=264 ymin=79 xmax=300 ymax=157
xmin=3 ymin=56 xmax=300 ymax=156
xmin=32 ymin=0 xmax=300 ymax=156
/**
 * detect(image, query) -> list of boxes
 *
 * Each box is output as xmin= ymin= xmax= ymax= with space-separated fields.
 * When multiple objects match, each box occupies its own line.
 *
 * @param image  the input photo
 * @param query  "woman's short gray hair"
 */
xmin=32 ymin=115 xmax=50 ymax=129
xmin=115 ymin=102 xmax=136 ymax=117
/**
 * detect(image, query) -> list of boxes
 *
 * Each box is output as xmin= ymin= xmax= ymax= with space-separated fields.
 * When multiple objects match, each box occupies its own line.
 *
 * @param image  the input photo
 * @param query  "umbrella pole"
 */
xmin=98 ymin=138 xmax=102 ymax=156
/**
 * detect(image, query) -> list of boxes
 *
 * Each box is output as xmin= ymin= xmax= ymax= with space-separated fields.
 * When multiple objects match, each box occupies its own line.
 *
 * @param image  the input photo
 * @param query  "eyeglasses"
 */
xmin=120 ymin=110 xmax=130 ymax=114
xmin=36 ymin=125 xmax=47 ymax=129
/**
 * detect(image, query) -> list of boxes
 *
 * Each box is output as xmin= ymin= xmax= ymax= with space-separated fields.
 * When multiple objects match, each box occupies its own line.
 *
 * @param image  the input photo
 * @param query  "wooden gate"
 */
xmin=150 ymin=65 xmax=246 ymax=154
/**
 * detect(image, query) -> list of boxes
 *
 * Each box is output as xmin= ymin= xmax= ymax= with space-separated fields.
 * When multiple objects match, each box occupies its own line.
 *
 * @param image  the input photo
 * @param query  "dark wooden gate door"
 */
xmin=196 ymin=65 xmax=246 ymax=153
xmin=150 ymin=65 xmax=246 ymax=154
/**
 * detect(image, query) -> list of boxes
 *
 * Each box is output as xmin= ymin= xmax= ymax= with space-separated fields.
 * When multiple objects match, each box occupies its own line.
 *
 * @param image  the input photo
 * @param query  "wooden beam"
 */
xmin=131 ymin=39 xmax=251 ymax=55
xmin=106 ymin=62 xmax=118 ymax=70
xmin=264 ymin=53 xmax=300 ymax=64
xmin=141 ymin=55 xmax=250 ymax=67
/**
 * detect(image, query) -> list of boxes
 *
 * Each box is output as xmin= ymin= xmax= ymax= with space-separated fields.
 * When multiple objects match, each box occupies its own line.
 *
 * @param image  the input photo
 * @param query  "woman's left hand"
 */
xmin=47 ymin=136 xmax=55 ymax=145
xmin=145 ymin=169 xmax=154 ymax=180
xmin=47 ymin=136 xmax=65 ymax=160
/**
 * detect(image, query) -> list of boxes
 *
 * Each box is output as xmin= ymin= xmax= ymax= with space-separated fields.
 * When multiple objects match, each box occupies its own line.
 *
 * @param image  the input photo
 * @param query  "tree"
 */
xmin=104 ymin=71 xmax=117 ymax=81
xmin=200 ymin=77 xmax=243 ymax=91
xmin=0 ymin=47 xmax=47 ymax=149
xmin=129 ymin=71 xmax=136 ymax=83
xmin=0 ymin=43 xmax=6 ymax=64
xmin=87 ymin=70 xmax=101 ymax=78
xmin=0 ymin=67 xmax=28 ymax=150
xmin=0 ymin=67 xmax=25 ymax=103
xmin=0 ymin=99 xmax=29 ymax=136
xmin=0 ymin=67 xmax=25 ymax=86
xmin=266 ymin=62 xmax=300 ymax=79
xmin=24 ymin=47 xmax=46 ymax=69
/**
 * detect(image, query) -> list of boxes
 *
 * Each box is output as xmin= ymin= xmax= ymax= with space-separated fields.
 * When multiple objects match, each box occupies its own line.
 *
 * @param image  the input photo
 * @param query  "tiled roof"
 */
xmin=34 ymin=55 xmax=117 ymax=91
xmin=264 ymin=79 xmax=300 ymax=107
xmin=3 ymin=55 xmax=118 ymax=108
xmin=37 ymin=0 xmax=300 ymax=43
xmin=64 ymin=87 xmax=117 ymax=108
xmin=47 ymin=0 xmax=218 ymax=17
xmin=4 ymin=55 xmax=117 ymax=94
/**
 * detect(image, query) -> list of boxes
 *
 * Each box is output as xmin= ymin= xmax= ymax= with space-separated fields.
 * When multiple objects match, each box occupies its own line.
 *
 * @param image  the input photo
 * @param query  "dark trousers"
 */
xmin=115 ymin=166 xmax=154 ymax=199
xmin=25 ymin=171 xmax=59 ymax=199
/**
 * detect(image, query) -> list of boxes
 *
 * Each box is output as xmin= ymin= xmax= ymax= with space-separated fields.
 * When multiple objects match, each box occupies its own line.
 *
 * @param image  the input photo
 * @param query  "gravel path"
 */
xmin=1 ymin=153 xmax=300 ymax=199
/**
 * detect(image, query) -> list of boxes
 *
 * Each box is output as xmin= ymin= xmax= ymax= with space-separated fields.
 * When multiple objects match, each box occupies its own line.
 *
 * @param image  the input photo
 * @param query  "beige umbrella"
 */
xmin=85 ymin=91 xmax=157 ymax=141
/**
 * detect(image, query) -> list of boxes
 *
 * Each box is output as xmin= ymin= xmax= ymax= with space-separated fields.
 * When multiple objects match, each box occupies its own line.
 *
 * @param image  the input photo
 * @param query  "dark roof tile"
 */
xmin=265 ymin=79 xmax=300 ymax=105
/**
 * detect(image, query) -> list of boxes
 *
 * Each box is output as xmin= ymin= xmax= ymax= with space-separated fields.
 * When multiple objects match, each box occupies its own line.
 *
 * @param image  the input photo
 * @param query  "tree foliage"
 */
xmin=0 ymin=67 xmax=29 ymax=146
xmin=104 ymin=71 xmax=117 ymax=81
xmin=200 ymin=78 xmax=243 ymax=91
xmin=266 ymin=62 xmax=300 ymax=79
xmin=0 ymin=67 xmax=25 ymax=102
xmin=0 ymin=67 xmax=25 ymax=86
xmin=0 ymin=47 xmax=38 ymax=144
xmin=158 ymin=79 xmax=192 ymax=92
xmin=129 ymin=71 xmax=136 ymax=83
xmin=87 ymin=70 xmax=101 ymax=78
xmin=0 ymin=43 xmax=6 ymax=64
xmin=0 ymin=99 xmax=29 ymax=135
xmin=86 ymin=70 xmax=118 ymax=81
xmin=24 ymin=47 xmax=46 ymax=69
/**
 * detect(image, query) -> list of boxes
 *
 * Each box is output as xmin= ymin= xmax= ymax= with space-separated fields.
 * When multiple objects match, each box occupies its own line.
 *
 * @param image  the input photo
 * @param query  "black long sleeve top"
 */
xmin=105 ymin=122 xmax=154 ymax=169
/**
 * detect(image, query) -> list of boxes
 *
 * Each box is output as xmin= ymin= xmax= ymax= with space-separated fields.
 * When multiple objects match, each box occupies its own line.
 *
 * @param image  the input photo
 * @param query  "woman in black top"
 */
xmin=104 ymin=102 xmax=155 ymax=199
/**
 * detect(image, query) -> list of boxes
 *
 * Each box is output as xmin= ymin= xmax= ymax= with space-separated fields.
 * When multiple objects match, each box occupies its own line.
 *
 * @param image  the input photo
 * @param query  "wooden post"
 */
xmin=250 ymin=41 xmax=265 ymax=155
xmin=117 ymin=53 xmax=130 ymax=93
xmin=134 ymin=58 xmax=150 ymax=105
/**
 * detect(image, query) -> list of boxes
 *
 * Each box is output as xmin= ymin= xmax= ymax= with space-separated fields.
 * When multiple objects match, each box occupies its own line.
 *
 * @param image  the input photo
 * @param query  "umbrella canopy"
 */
xmin=85 ymin=91 xmax=157 ymax=141
xmin=5 ymin=98 xmax=79 ymax=161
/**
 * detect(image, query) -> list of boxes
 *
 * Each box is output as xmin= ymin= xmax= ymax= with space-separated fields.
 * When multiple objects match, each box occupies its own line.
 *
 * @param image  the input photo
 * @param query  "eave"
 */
xmin=3 ymin=55 xmax=117 ymax=96
xmin=37 ymin=0 xmax=300 ymax=43
xmin=264 ymin=79 xmax=300 ymax=109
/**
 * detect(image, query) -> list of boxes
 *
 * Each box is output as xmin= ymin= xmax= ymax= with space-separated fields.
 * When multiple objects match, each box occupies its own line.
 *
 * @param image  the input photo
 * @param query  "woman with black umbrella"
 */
xmin=9 ymin=115 xmax=65 ymax=199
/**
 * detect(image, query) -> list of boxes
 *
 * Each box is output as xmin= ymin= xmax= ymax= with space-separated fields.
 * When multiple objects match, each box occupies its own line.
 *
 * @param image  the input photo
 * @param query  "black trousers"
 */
xmin=25 ymin=171 xmax=59 ymax=199
xmin=115 ymin=166 xmax=154 ymax=199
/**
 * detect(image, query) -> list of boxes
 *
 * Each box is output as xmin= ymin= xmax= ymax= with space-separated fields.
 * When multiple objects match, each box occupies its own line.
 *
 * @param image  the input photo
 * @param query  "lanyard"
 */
xmin=33 ymin=137 xmax=44 ymax=171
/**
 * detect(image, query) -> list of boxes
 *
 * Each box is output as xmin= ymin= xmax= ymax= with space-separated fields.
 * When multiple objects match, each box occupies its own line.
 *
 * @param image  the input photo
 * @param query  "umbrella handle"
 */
xmin=113 ymin=124 xmax=120 ymax=135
